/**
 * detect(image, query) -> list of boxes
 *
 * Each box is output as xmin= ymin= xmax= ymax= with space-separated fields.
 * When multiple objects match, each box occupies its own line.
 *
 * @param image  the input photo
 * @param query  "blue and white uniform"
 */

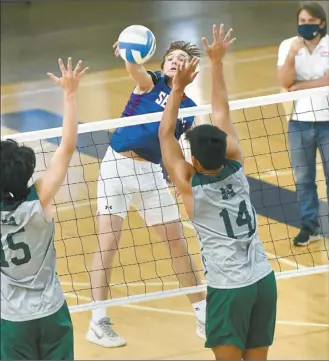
xmin=97 ymin=71 xmax=196 ymax=225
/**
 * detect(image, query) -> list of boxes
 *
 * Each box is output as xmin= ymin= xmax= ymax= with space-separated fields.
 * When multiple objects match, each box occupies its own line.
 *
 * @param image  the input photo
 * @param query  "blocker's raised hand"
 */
xmin=172 ymin=56 xmax=199 ymax=90
xmin=47 ymin=57 xmax=89 ymax=94
xmin=202 ymin=24 xmax=236 ymax=62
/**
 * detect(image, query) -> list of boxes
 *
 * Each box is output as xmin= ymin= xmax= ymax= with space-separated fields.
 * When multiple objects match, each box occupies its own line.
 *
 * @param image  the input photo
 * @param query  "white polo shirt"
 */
xmin=277 ymin=34 xmax=329 ymax=122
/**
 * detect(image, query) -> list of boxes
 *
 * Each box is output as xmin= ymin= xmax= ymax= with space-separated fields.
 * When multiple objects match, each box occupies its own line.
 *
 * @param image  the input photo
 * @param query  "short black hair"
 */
xmin=0 ymin=139 xmax=36 ymax=205
xmin=185 ymin=124 xmax=227 ymax=170
xmin=297 ymin=2 xmax=327 ymax=37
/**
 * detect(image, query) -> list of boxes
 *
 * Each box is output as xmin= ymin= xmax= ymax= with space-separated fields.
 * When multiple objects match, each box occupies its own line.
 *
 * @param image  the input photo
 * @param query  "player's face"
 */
xmin=163 ymin=50 xmax=190 ymax=78
xmin=298 ymin=9 xmax=322 ymax=26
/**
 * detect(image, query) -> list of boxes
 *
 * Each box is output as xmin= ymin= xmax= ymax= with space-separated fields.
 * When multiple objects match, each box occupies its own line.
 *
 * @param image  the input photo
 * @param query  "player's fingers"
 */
xmin=67 ymin=57 xmax=73 ymax=73
xmin=73 ymin=60 xmax=82 ymax=75
xmin=213 ymin=24 xmax=219 ymax=42
xmin=58 ymin=58 xmax=67 ymax=75
xmin=202 ymin=37 xmax=209 ymax=50
xmin=113 ymin=41 xmax=118 ymax=48
xmin=218 ymin=23 xmax=224 ymax=41
xmin=224 ymin=28 xmax=233 ymax=43
xmin=181 ymin=58 xmax=187 ymax=71
xmin=188 ymin=57 xmax=198 ymax=73
xmin=228 ymin=37 xmax=237 ymax=46
xmin=78 ymin=66 xmax=89 ymax=77
xmin=47 ymin=72 xmax=59 ymax=83
xmin=191 ymin=56 xmax=199 ymax=69
xmin=191 ymin=71 xmax=199 ymax=82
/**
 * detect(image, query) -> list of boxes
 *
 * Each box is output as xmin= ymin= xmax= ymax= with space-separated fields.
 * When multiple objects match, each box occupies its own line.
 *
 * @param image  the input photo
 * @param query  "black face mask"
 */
xmin=298 ymin=24 xmax=322 ymax=40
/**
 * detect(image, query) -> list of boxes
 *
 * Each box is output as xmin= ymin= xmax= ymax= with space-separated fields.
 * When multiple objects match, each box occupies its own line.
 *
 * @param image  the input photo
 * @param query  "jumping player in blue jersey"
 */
xmin=86 ymin=40 xmax=207 ymax=347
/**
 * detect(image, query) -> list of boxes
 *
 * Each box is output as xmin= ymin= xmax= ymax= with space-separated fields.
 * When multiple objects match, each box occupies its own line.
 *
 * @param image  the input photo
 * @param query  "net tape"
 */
xmin=2 ymin=86 xmax=329 ymax=142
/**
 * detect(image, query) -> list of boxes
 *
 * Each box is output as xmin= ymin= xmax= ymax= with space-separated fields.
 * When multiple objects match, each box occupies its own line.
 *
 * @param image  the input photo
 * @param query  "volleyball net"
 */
xmin=2 ymin=86 xmax=329 ymax=313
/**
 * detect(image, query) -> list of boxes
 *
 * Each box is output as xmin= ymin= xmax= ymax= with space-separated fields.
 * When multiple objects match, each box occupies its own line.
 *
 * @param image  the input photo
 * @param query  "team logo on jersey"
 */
xmin=220 ymin=184 xmax=236 ymax=200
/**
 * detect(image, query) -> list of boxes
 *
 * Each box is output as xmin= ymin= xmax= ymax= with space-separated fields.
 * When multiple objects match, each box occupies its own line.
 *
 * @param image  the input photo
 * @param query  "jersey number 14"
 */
xmin=220 ymin=200 xmax=255 ymax=239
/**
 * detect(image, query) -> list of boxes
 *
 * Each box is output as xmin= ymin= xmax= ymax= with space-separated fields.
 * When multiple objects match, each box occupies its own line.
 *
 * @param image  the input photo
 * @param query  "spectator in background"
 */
xmin=277 ymin=2 xmax=329 ymax=246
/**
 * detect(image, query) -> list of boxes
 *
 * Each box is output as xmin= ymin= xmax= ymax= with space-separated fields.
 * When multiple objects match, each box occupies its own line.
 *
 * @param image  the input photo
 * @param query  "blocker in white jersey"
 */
xmin=0 ymin=57 xmax=88 ymax=361
xmin=159 ymin=24 xmax=277 ymax=361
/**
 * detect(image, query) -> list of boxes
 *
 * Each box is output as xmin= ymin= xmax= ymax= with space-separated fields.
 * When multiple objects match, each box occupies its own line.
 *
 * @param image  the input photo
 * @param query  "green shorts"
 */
xmin=1 ymin=301 xmax=74 ymax=360
xmin=205 ymin=271 xmax=277 ymax=350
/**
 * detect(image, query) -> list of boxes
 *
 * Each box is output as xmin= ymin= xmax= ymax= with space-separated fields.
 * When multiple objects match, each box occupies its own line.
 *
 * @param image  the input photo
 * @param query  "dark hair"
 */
xmin=185 ymin=124 xmax=227 ymax=170
xmin=297 ymin=2 xmax=327 ymax=37
xmin=161 ymin=41 xmax=201 ymax=69
xmin=0 ymin=139 xmax=36 ymax=205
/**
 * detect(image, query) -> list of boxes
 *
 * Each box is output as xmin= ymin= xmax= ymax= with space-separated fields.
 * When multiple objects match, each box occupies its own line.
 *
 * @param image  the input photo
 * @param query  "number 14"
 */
xmin=219 ymin=200 xmax=255 ymax=239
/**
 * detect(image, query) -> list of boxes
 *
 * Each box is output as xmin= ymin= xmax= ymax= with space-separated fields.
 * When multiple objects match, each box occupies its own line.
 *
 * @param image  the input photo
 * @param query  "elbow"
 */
xmin=279 ymin=79 xmax=295 ymax=90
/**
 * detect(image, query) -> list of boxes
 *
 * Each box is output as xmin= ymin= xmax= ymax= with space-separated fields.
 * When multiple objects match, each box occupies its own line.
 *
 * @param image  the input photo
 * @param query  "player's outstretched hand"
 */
xmin=172 ymin=57 xmax=199 ymax=91
xmin=202 ymin=24 xmax=236 ymax=63
xmin=47 ymin=58 xmax=89 ymax=94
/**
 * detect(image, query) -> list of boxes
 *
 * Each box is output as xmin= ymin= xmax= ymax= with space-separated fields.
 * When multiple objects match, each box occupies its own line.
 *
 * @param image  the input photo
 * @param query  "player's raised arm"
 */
xmin=203 ymin=24 xmax=243 ymax=164
xmin=159 ymin=58 xmax=199 ymax=188
xmin=113 ymin=41 xmax=154 ymax=92
xmin=35 ymin=58 xmax=88 ymax=208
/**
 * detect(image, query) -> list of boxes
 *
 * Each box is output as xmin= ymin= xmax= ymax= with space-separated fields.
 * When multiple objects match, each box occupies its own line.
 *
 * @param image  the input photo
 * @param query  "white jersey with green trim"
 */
xmin=191 ymin=159 xmax=273 ymax=289
xmin=0 ymin=185 xmax=64 ymax=321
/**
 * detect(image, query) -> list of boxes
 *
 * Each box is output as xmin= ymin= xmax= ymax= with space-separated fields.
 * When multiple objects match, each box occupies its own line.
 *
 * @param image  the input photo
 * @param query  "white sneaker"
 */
xmin=86 ymin=317 xmax=127 ymax=348
xmin=196 ymin=319 xmax=206 ymax=340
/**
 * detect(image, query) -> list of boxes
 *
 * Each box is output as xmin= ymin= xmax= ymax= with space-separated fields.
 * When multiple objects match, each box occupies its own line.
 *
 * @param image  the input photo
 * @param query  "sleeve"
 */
xmin=277 ymin=39 xmax=291 ymax=67
xmin=146 ymin=70 xmax=164 ymax=85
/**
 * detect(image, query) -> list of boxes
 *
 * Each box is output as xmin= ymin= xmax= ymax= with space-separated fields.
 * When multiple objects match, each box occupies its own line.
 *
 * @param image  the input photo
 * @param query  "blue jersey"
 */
xmin=110 ymin=71 xmax=196 ymax=164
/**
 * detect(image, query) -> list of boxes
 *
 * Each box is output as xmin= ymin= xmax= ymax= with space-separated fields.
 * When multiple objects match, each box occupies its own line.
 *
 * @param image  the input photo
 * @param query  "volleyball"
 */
xmin=118 ymin=25 xmax=156 ymax=65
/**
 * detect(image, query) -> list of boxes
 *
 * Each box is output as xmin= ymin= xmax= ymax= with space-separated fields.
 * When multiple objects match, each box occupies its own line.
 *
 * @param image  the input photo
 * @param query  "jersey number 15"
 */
xmin=0 ymin=228 xmax=32 ymax=267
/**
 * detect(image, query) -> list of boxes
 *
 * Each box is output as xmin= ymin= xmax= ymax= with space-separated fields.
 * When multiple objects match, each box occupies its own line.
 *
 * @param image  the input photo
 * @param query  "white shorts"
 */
xmin=97 ymin=147 xmax=180 ymax=226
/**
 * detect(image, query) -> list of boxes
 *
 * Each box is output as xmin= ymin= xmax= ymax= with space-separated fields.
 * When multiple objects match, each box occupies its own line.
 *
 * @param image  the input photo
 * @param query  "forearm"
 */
xmin=211 ymin=61 xmax=238 ymax=138
xmin=211 ymin=61 xmax=229 ymax=114
xmin=61 ymin=92 xmax=78 ymax=153
xmin=125 ymin=62 xmax=152 ymax=89
xmin=278 ymin=52 xmax=296 ymax=89
xmin=292 ymin=75 xmax=329 ymax=90
xmin=159 ymin=87 xmax=184 ymax=137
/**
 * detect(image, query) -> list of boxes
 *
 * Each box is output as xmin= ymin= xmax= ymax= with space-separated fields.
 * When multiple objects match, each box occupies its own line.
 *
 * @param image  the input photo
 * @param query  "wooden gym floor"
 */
xmin=1 ymin=45 xmax=329 ymax=360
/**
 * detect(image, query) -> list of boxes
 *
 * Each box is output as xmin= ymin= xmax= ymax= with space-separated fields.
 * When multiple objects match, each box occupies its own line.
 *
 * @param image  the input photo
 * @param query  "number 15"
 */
xmin=0 ymin=228 xmax=31 ymax=267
